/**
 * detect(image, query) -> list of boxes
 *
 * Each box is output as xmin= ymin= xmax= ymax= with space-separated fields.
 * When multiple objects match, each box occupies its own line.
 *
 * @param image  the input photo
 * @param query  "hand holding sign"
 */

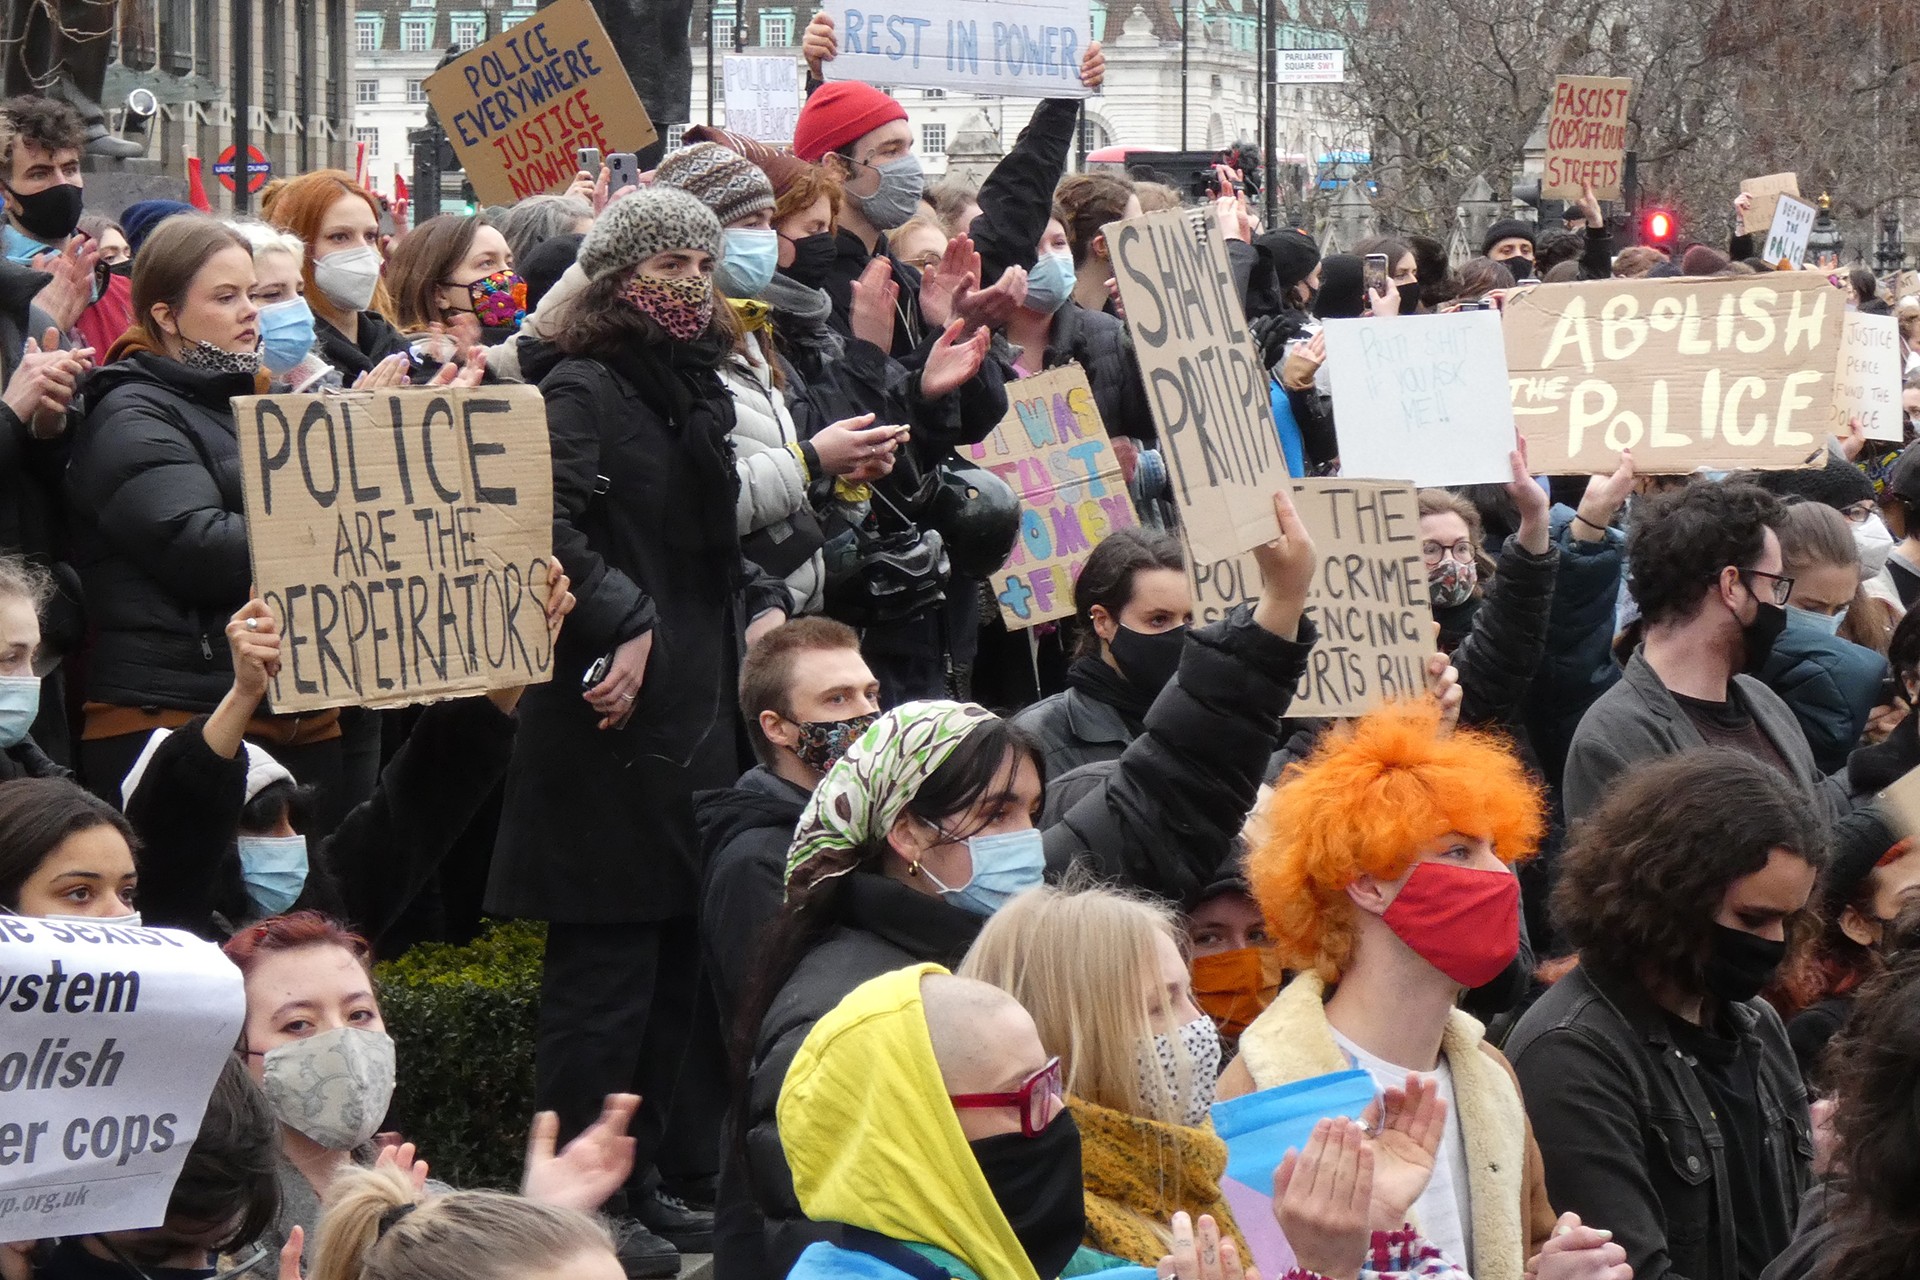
xmin=803 ymin=10 xmax=837 ymax=78
xmin=1508 ymin=439 xmax=1552 ymax=554
xmin=1424 ymin=651 xmax=1462 ymax=735
xmin=1251 ymin=488 xmax=1316 ymax=643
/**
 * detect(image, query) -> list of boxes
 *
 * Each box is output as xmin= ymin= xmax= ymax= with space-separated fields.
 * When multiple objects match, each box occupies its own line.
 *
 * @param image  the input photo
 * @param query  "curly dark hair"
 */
xmin=1626 ymin=480 xmax=1786 ymax=627
xmin=1535 ymin=230 xmax=1585 ymax=275
xmin=1 ymin=95 xmax=86 ymax=172
xmin=1554 ymin=749 xmax=1827 ymax=991
xmin=1819 ymin=946 xmax=1920 ymax=1279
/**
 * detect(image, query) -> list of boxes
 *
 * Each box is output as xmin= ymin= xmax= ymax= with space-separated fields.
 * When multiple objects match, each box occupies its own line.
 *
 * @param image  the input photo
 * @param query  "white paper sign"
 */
xmin=1276 ymin=49 xmax=1344 ymax=83
xmin=1833 ymin=311 xmax=1905 ymax=442
xmin=1764 ymin=194 xmax=1817 ymax=269
xmin=724 ymin=55 xmax=801 ymax=143
xmin=824 ymin=0 xmax=1091 ymax=97
xmin=1323 ymin=310 xmax=1517 ymax=487
xmin=0 ymin=918 xmax=245 ymax=1240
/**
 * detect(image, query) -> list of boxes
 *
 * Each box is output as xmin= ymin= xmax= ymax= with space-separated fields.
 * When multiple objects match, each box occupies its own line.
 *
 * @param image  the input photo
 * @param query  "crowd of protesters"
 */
xmin=2 ymin=19 xmax=1920 ymax=1280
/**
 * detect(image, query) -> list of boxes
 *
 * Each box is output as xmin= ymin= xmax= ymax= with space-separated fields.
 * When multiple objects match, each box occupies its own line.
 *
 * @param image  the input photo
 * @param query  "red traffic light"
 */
xmin=1644 ymin=210 xmax=1675 ymax=244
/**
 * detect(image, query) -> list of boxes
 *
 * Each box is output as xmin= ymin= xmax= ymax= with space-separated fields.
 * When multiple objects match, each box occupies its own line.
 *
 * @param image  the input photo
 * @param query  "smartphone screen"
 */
xmin=1364 ymin=253 xmax=1390 ymax=295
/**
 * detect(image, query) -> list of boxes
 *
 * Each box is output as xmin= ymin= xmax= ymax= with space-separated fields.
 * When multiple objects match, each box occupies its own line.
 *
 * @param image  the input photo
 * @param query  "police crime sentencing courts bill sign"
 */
xmin=235 ymin=387 xmax=557 ymax=714
xmin=1105 ymin=207 xmax=1290 ymax=565
xmin=0 ymin=917 xmax=244 ymax=1241
xmin=823 ymin=0 xmax=1093 ymax=97
xmin=424 ymin=0 xmax=658 ymax=206
xmin=961 ymin=363 xmax=1139 ymax=629
xmin=1502 ymin=274 xmax=1846 ymax=474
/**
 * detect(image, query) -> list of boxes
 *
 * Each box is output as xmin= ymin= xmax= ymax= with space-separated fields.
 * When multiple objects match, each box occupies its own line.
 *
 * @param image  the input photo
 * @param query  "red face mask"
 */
xmin=1379 ymin=860 xmax=1520 ymax=988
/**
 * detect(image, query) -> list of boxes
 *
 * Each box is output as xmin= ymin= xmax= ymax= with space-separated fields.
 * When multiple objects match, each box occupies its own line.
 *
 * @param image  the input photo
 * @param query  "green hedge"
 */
xmin=376 ymin=919 xmax=545 ymax=1190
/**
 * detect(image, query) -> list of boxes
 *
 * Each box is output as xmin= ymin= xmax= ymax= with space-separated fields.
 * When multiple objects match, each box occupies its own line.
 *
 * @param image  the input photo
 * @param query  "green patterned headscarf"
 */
xmin=784 ymin=700 xmax=998 ymax=898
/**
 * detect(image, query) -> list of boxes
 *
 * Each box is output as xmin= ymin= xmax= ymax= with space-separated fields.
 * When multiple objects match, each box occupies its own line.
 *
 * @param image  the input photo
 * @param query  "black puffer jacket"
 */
xmin=312 ymin=310 xmax=410 ymax=382
xmin=1437 ymin=536 xmax=1561 ymax=731
xmin=720 ymin=606 xmax=1320 ymax=1279
xmin=0 ymin=264 xmax=76 ymax=574
xmin=694 ymin=764 xmax=811 ymax=1022
xmin=1036 ymin=302 xmax=1156 ymax=447
xmin=67 ymin=353 xmax=257 ymax=711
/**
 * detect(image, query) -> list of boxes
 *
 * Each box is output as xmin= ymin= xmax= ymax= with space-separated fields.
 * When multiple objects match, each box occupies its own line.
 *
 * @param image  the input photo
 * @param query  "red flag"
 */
xmin=393 ymin=169 xmax=410 ymax=232
xmin=186 ymin=156 xmax=212 ymax=212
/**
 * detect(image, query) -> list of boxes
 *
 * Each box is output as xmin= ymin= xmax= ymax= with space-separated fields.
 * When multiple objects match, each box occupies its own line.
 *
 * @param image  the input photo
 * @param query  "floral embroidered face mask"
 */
xmin=621 ymin=272 xmax=714 ymax=341
xmin=459 ymin=268 xmax=527 ymax=329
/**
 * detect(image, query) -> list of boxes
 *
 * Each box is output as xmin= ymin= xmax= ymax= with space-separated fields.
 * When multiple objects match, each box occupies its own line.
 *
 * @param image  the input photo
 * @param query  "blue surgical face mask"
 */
xmin=0 ymin=675 xmax=41 ymax=749
xmin=854 ymin=154 xmax=926 ymax=231
xmin=258 ymin=295 xmax=317 ymax=374
xmin=236 ymin=834 xmax=309 ymax=916
xmin=1024 ymin=250 xmax=1076 ymax=315
xmin=922 ymin=826 xmax=1045 ymax=916
xmin=1789 ymin=603 xmax=1847 ymax=636
xmin=718 ymin=227 xmax=779 ymax=298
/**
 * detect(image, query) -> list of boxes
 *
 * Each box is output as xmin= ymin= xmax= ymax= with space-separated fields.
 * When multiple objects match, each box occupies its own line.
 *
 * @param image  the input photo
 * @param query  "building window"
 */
xmin=355 ymin=16 xmax=380 ymax=51
xmin=760 ymin=12 xmax=793 ymax=46
xmin=263 ymin=0 xmax=285 ymax=108
xmin=355 ymin=126 xmax=380 ymax=158
xmin=921 ymin=123 xmax=946 ymax=154
xmin=505 ymin=8 xmax=533 ymax=26
xmin=451 ymin=14 xmax=484 ymax=48
xmin=406 ymin=79 xmax=427 ymax=103
xmin=356 ymin=79 xmax=379 ymax=103
xmin=923 ymin=87 xmax=944 ymax=98
xmin=710 ymin=15 xmax=734 ymax=48
xmin=665 ymin=123 xmax=687 ymax=150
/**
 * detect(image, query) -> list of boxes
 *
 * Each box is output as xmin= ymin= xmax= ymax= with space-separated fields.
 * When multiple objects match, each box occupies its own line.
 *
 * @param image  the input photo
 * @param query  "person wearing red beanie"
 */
xmin=792 ymin=81 xmax=909 ymax=165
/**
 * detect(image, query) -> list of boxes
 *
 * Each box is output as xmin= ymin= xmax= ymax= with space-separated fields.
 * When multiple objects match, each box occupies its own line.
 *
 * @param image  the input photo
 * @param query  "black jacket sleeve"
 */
xmin=1524 ymin=512 xmax=1626 ymax=791
xmin=1044 ymin=606 xmax=1317 ymax=903
xmin=123 ymin=717 xmax=249 ymax=938
xmin=543 ymin=362 xmax=658 ymax=654
xmin=1454 ymin=536 xmax=1559 ymax=730
xmin=315 ymin=696 xmax=518 ymax=944
xmin=1578 ymin=224 xmax=1615 ymax=280
xmin=967 ymin=97 xmax=1080 ymax=287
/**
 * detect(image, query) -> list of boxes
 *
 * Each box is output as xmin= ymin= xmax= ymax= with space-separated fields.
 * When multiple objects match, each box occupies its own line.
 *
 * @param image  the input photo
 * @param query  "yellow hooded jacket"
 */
xmin=779 ymin=963 xmax=1046 ymax=1280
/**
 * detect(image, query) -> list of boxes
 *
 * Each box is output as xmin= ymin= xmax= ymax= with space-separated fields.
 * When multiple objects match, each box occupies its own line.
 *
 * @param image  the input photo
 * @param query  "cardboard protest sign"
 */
xmin=425 ymin=0 xmax=658 ymax=207
xmin=235 ymin=387 xmax=557 ymax=713
xmin=0 ymin=918 xmax=244 ymax=1240
xmin=960 ymin=365 xmax=1138 ymax=629
xmin=1189 ymin=480 xmax=1430 ymax=718
xmin=724 ymin=55 xmax=801 ymax=143
xmin=1765 ymin=194 xmax=1817 ymax=269
xmin=1105 ymin=207 xmax=1289 ymax=563
xmin=1322 ymin=310 xmax=1516 ymax=487
xmin=1503 ymin=275 xmax=1846 ymax=474
xmin=1739 ymin=172 xmax=1800 ymax=238
xmin=824 ymin=0 xmax=1090 ymax=98
xmin=1833 ymin=311 xmax=1905 ymax=442
xmin=1543 ymin=75 xmax=1632 ymax=200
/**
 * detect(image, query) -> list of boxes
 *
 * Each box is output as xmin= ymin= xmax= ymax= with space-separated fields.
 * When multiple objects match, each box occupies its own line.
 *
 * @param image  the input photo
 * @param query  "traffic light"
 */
xmin=1642 ymin=208 xmax=1677 ymax=249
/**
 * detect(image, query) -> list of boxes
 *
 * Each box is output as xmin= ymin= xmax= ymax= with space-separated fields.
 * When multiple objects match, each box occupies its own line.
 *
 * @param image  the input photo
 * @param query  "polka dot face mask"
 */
xmin=1137 ymin=1014 xmax=1223 ymax=1128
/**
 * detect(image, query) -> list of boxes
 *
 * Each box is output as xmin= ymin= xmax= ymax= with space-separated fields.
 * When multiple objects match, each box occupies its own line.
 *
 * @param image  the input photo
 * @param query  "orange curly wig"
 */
xmin=1249 ymin=701 xmax=1545 ymax=982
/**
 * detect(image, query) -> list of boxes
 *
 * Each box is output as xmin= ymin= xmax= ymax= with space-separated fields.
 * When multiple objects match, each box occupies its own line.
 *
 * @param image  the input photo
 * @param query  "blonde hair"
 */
xmin=959 ymin=882 xmax=1195 ymax=1125
xmin=309 ymin=1166 xmax=612 ymax=1280
xmin=227 ymin=216 xmax=307 ymax=264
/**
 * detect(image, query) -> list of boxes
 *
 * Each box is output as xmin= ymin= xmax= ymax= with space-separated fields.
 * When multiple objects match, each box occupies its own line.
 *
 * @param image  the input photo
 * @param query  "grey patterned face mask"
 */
xmin=178 ymin=337 xmax=262 ymax=375
xmin=1137 ymin=1014 xmax=1223 ymax=1128
xmin=259 ymin=1026 xmax=396 ymax=1150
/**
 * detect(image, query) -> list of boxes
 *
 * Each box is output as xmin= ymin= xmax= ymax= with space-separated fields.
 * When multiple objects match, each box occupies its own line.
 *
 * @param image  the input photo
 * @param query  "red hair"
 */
xmin=223 ymin=910 xmax=371 ymax=976
xmin=1249 ymin=702 xmax=1545 ymax=982
xmin=260 ymin=169 xmax=397 ymax=324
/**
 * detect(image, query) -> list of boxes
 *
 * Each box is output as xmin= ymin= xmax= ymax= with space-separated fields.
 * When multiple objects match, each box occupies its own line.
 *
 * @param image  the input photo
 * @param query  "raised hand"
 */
xmin=849 ymin=257 xmax=899 ymax=351
xmin=1572 ymin=448 xmax=1634 ymax=542
xmin=225 ymin=599 xmax=284 ymax=700
xmin=1274 ymin=1118 xmax=1371 ymax=1280
xmin=1359 ymin=1075 xmax=1447 ymax=1231
xmin=952 ymin=264 xmax=1029 ymax=334
xmin=1252 ymin=487 xmax=1316 ymax=641
xmin=373 ymin=1139 xmax=431 ymax=1195
xmin=1155 ymin=1211 xmax=1260 ymax=1280
xmin=1423 ymin=650 xmax=1462 ymax=735
xmin=1080 ymin=40 xmax=1107 ymax=92
xmin=920 ymin=319 xmax=990 ymax=398
xmin=522 ymin=1093 xmax=639 ymax=1212
xmin=34 ymin=234 xmax=100 ymax=331
xmin=918 ymin=233 xmax=981 ymax=331
xmin=1508 ymin=436 xmax=1551 ymax=554
xmin=802 ymin=11 xmax=837 ymax=77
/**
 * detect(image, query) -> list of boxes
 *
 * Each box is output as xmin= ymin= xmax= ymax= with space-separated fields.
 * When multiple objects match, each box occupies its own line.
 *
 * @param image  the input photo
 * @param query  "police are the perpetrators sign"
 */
xmin=1503 ymin=275 xmax=1845 ymax=473
xmin=724 ymin=55 xmax=801 ymax=144
xmin=1189 ymin=480 xmax=1429 ymax=718
xmin=824 ymin=0 xmax=1092 ymax=97
xmin=235 ymin=387 xmax=557 ymax=713
xmin=1105 ymin=207 xmax=1289 ymax=564
xmin=961 ymin=365 xmax=1138 ymax=629
xmin=0 ymin=918 xmax=244 ymax=1240
xmin=425 ymin=0 xmax=658 ymax=206
xmin=1323 ymin=310 xmax=1516 ymax=487
xmin=1542 ymin=75 xmax=1632 ymax=200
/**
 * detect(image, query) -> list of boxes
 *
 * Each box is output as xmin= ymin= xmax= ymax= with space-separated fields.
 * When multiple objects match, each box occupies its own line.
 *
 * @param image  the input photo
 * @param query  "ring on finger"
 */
xmin=245 ymin=618 xmax=259 ymax=631
xmin=620 ymin=692 xmax=637 ymax=702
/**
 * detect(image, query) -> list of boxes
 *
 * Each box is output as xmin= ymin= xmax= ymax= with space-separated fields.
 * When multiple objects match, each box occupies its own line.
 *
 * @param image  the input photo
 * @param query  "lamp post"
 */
xmin=1180 ymin=0 xmax=1189 ymax=150
xmin=1807 ymin=192 xmax=1844 ymax=266
xmin=1877 ymin=210 xmax=1904 ymax=274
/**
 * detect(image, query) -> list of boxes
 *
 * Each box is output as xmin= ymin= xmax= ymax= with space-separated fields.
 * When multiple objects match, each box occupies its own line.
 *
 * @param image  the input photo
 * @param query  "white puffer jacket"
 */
xmin=725 ymin=330 xmax=825 ymax=614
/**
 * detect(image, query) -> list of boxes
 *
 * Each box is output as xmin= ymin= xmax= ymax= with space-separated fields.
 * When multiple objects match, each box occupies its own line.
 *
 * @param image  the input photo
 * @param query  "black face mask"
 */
xmin=108 ymin=259 xmax=134 ymax=278
xmin=43 ymin=1238 xmax=216 ymax=1280
xmin=1703 ymin=922 xmax=1786 ymax=1004
xmin=1109 ymin=623 xmax=1187 ymax=702
xmin=969 ymin=1113 xmax=1087 ymax=1280
xmin=782 ymin=232 xmax=838 ymax=290
xmin=6 ymin=180 xmax=84 ymax=244
xmin=1397 ymin=281 xmax=1423 ymax=314
xmin=1741 ymin=599 xmax=1789 ymax=673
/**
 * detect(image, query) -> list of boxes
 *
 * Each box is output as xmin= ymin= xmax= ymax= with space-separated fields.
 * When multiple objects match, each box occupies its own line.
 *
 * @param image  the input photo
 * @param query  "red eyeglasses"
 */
xmin=950 ymin=1056 xmax=1065 ymax=1138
